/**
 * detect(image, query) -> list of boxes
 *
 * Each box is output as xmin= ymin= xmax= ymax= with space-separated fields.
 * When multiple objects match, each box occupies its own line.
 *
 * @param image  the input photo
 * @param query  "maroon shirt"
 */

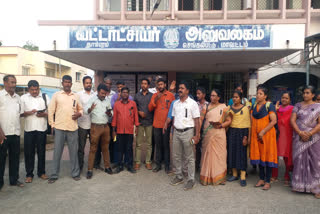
xmin=112 ymin=100 xmax=139 ymax=134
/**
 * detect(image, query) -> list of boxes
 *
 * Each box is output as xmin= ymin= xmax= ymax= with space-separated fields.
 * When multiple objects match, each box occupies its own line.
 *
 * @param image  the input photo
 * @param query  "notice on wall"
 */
xmin=69 ymin=25 xmax=271 ymax=50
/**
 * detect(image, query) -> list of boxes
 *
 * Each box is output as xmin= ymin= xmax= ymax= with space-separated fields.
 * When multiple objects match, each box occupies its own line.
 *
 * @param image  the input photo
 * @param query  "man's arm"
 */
xmin=48 ymin=93 xmax=57 ymax=128
xmin=0 ymin=127 xmax=6 ymax=144
xmin=148 ymin=93 xmax=157 ymax=112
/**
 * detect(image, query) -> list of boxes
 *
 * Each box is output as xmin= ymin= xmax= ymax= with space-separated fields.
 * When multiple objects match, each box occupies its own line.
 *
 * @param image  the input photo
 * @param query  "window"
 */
xmin=76 ymin=72 xmax=81 ymax=82
xmin=46 ymin=68 xmax=55 ymax=77
xmin=22 ymin=66 xmax=30 ymax=75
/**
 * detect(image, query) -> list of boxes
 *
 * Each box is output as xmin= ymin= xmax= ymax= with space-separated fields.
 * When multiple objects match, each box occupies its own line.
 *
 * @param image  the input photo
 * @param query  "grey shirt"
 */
xmin=134 ymin=91 xmax=153 ymax=126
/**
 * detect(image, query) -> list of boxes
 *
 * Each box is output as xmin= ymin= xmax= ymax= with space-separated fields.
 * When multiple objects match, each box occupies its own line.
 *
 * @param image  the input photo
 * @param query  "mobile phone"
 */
xmin=190 ymin=139 xmax=195 ymax=145
xmin=37 ymin=109 xmax=45 ymax=113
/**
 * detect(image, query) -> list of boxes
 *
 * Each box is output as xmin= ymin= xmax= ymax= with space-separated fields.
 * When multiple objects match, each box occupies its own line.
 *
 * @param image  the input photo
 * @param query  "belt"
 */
xmin=175 ymin=127 xmax=193 ymax=132
xmin=91 ymin=123 xmax=108 ymax=127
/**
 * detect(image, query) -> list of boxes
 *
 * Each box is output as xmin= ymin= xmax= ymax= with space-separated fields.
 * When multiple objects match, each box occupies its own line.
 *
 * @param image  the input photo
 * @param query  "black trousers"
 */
xmin=0 ymin=135 xmax=20 ymax=186
xmin=153 ymin=126 xmax=171 ymax=168
xmin=259 ymin=165 xmax=272 ymax=183
xmin=116 ymin=134 xmax=133 ymax=168
xmin=195 ymin=139 xmax=202 ymax=170
xmin=94 ymin=123 xmax=113 ymax=166
xmin=24 ymin=131 xmax=47 ymax=178
xmin=78 ymin=127 xmax=90 ymax=170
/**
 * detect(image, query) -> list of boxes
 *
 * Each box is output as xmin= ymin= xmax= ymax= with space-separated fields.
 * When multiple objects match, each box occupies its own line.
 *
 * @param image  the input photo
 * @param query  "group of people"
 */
xmin=0 ymin=74 xmax=320 ymax=197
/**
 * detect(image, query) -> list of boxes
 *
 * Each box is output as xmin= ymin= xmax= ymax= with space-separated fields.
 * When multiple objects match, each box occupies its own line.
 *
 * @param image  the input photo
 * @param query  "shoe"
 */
xmin=128 ymin=167 xmax=137 ymax=174
xmin=314 ymin=193 xmax=320 ymax=199
xmin=114 ymin=166 xmax=122 ymax=174
xmin=25 ymin=177 xmax=33 ymax=183
xmin=145 ymin=163 xmax=152 ymax=170
xmin=240 ymin=180 xmax=247 ymax=187
xmin=48 ymin=178 xmax=57 ymax=184
xmin=39 ymin=174 xmax=49 ymax=180
xmin=184 ymin=180 xmax=195 ymax=191
xmin=0 ymin=183 xmax=3 ymax=191
xmin=134 ymin=163 xmax=140 ymax=170
xmin=87 ymin=171 xmax=93 ymax=179
xmin=170 ymin=176 xmax=184 ymax=186
xmin=227 ymin=176 xmax=239 ymax=182
xmin=73 ymin=176 xmax=81 ymax=181
xmin=94 ymin=165 xmax=104 ymax=171
xmin=152 ymin=165 xmax=162 ymax=173
xmin=10 ymin=181 xmax=24 ymax=187
xmin=105 ymin=168 xmax=113 ymax=175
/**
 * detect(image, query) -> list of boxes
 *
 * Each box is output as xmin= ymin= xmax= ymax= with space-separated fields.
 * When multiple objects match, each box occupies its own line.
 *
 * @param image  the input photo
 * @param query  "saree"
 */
xmin=200 ymin=104 xmax=227 ymax=185
xmin=291 ymin=103 xmax=320 ymax=194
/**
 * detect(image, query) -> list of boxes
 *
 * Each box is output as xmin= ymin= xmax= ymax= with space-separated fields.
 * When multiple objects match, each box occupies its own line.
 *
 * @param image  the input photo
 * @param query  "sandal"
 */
xmin=262 ymin=183 xmax=271 ymax=191
xmin=284 ymin=180 xmax=290 ymax=187
xmin=314 ymin=194 xmax=320 ymax=199
xmin=25 ymin=177 xmax=33 ymax=183
xmin=270 ymin=177 xmax=278 ymax=183
xmin=11 ymin=181 xmax=24 ymax=187
xmin=255 ymin=180 xmax=265 ymax=187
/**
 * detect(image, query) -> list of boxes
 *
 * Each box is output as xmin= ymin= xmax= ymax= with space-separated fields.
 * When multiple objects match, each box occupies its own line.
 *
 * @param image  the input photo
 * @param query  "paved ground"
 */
xmin=1 ymin=144 xmax=320 ymax=214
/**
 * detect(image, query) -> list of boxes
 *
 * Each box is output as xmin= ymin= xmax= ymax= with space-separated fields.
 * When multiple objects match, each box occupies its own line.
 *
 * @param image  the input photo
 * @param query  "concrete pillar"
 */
xmin=248 ymin=69 xmax=258 ymax=100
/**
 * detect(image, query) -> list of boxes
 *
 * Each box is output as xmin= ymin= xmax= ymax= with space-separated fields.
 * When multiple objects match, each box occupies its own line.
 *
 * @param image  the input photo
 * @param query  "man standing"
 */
xmin=171 ymin=81 xmax=200 ymax=191
xmin=110 ymin=81 xmax=133 ymax=108
xmin=94 ymin=77 xmax=116 ymax=169
xmin=21 ymin=80 xmax=50 ymax=183
xmin=195 ymin=87 xmax=208 ymax=172
xmin=48 ymin=75 xmax=83 ymax=183
xmin=86 ymin=84 xmax=113 ymax=179
xmin=77 ymin=76 xmax=95 ymax=172
xmin=134 ymin=78 xmax=153 ymax=170
xmin=112 ymin=87 xmax=139 ymax=174
xmin=0 ymin=75 xmax=24 ymax=190
xmin=148 ymin=78 xmax=175 ymax=174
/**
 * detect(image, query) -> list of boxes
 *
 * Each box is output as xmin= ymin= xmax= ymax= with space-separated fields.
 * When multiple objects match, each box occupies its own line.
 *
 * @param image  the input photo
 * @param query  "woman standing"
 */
xmin=200 ymin=89 xmax=232 ymax=186
xmin=271 ymin=92 xmax=294 ymax=186
xmin=290 ymin=85 xmax=320 ymax=199
xmin=227 ymin=91 xmax=251 ymax=187
xmin=250 ymin=85 xmax=278 ymax=190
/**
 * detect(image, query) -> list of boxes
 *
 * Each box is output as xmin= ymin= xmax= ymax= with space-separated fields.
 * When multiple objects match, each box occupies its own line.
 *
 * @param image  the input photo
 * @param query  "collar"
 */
xmin=4 ymin=90 xmax=17 ymax=97
xmin=140 ymin=90 xmax=150 ymax=95
xmin=121 ymin=99 xmax=130 ymax=104
xmin=179 ymin=96 xmax=190 ymax=103
xmin=82 ymin=90 xmax=94 ymax=95
xmin=61 ymin=90 xmax=74 ymax=95
xmin=27 ymin=92 xmax=42 ymax=98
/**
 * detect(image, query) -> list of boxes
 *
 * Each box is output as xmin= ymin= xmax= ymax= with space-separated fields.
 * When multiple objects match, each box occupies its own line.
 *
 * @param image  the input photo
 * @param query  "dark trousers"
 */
xmin=116 ymin=134 xmax=133 ymax=168
xmin=259 ymin=165 xmax=272 ymax=183
xmin=24 ymin=131 xmax=46 ymax=178
xmin=195 ymin=139 xmax=202 ymax=171
xmin=154 ymin=127 xmax=171 ymax=168
xmin=94 ymin=123 xmax=113 ymax=166
xmin=78 ymin=127 xmax=90 ymax=170
xmin=151 ymin=127 xmax=155 ymax=161
xmin=0 ymin=135 xmax=20 ymax=186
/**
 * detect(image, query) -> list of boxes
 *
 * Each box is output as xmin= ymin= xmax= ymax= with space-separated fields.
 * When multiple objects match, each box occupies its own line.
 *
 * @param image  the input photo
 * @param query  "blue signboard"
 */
xmin=69 ymin=25 xmax=271 ymax=50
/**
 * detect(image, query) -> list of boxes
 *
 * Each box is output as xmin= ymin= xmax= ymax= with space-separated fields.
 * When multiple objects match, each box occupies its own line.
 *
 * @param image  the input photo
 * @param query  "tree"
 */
xmin=23 ymin=41 xmax=39 ymax=51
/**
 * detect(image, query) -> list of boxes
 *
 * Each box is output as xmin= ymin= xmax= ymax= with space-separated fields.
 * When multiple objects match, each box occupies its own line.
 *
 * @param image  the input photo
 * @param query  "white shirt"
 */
xmin=77 ymin=90 xmax=95 ymax=129
xmin=21 ymin=92 xmax=50 ymax=132
xmin=95 ymin=90 xmax=116 ymax=123
xmin=172 ymin=97 xmax=200 ymax=129
xmin=0 ymin=89 xmax=21 ymax=136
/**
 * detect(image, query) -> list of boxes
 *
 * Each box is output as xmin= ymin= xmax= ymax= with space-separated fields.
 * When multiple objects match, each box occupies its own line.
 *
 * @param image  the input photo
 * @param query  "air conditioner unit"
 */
xmin=243 ymin=0 xmax=252 ymax=10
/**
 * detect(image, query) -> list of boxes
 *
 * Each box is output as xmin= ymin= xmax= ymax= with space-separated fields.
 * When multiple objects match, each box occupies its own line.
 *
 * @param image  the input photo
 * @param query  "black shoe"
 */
xmin=105 ymin=168 xmax=113 ymax=175
xmin=87 ymin=171 xmax=93 ymax=179
xmin=227 ymin=176 xmax=239 ymax=182
xmin=128 ymin=167 xmax=136 ymax=174
xmin=0 ymin=183 xmax=3 ymax=191
xmin=73 ymin=176 xmax=81 ymax=181
xmin=240 ymin=180 xmax=247 ymax=187
xmin=153 ymin=165 xmax=162 ymax=173
xmin=48 ymin=178 xmax=58 ymax=184
xmin=114 ymin=166 xmax=122 ymax=174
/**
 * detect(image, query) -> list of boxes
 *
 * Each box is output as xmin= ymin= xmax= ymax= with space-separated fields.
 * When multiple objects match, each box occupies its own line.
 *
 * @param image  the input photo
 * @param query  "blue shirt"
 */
xmin=167 ymin=99 xmax=178 ymax=120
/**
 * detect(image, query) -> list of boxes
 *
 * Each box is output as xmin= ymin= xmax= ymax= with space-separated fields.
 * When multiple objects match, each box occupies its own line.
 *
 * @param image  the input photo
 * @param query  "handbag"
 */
xmin=42 ymin=93 xmax=52 ymax=135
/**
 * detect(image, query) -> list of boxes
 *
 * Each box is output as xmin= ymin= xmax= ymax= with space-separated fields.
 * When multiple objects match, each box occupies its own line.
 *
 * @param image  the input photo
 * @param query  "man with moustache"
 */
xmin=148 ymin=78 xmax=175 ymax=174
xmin=77 ymin=76 xmax=95 ymax=172
xmin=48 ymin=75 xmax=83 ymax=183
xmin=86 ymin=84 xmax=113 ymax=179
xmin=0 ymin=75 xmax=24 ymax=190
xmin=170 ymin=81 xmax=200 ymax=190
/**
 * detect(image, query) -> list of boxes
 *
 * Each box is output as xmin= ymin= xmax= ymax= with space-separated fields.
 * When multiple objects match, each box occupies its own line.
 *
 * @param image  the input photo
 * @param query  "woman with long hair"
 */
xmin=271 ymin=92 xmax=294 ymax=186
xmin=290 ymin=85 xmax=320 ymax=199
xmin=250 ymin=85 xmax=278 ymax=190
xmin=200 ymin=89 xmax=232 ymax=185
xmin=226 ymin=90 xmax=251 ymax=187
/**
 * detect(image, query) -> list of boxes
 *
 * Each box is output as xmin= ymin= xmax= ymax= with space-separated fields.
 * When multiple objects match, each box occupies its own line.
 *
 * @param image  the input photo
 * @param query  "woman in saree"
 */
xmin=271 ymin=92 xmax=294 ymax=186
xmin=290 ymin=85 xmax=320 ymax=199
xmin=250 ymin=85 xmax=277 ymax=191
xmin=226 ymin=90 xmax=251 ymax=187
xmin=200 ymin=89 xmax=231 ymax=186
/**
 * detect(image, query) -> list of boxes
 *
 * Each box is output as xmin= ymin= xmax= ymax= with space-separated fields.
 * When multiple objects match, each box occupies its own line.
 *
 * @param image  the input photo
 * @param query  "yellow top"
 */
xmin=229 ymin=105 xmax=251 ymax=128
